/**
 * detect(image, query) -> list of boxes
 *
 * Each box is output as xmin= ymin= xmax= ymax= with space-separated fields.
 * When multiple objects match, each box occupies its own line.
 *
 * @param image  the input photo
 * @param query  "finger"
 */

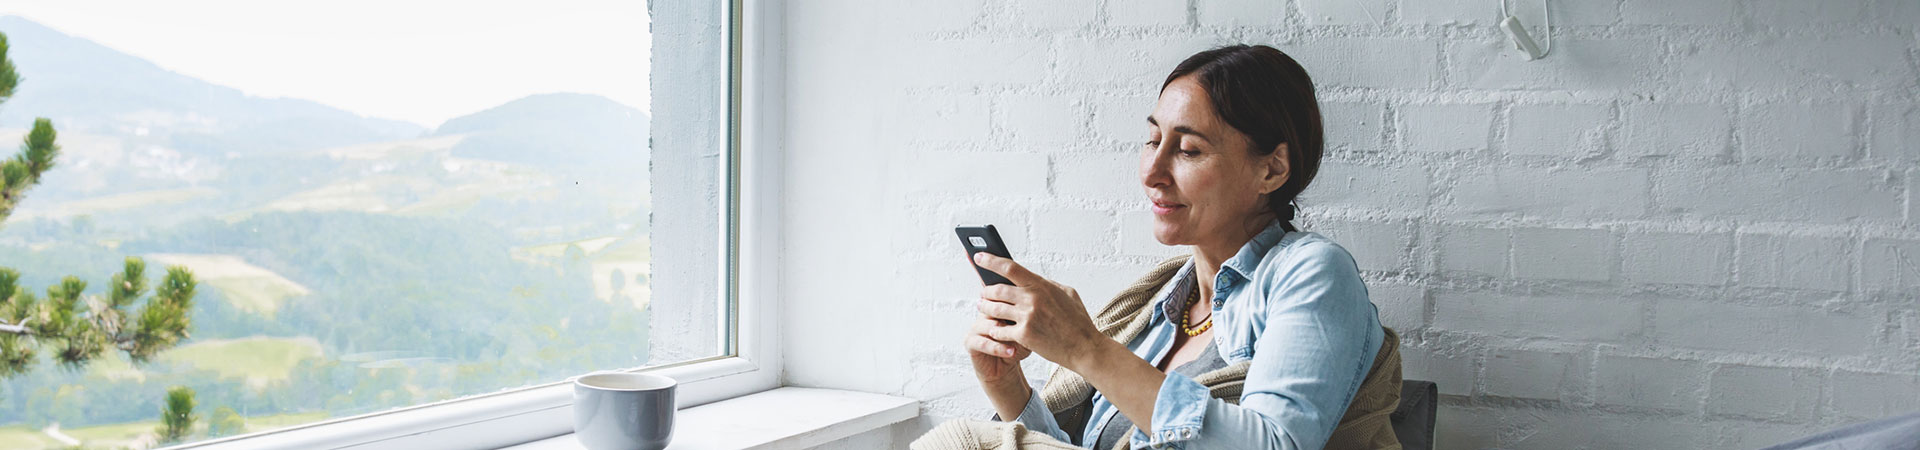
xmin=979 ymin=284 xmax=1024 ymax=303
xmin=967 ymin=319 xmax=1026 ymax=355
xmin=972 ymin=252 xmax=1045 ymax=286
xmin=970 ymin=316 xmax=999 ymax=335
xmin=976 ymin=299 xmax=1024 ymax=322
xmin=967 ymin=334 xmax=1019 ymax=358
xmin=971 ymin=316 xmax=1021 ymax=337
xmin=984 ymin=321 xmax=1021 ymax=343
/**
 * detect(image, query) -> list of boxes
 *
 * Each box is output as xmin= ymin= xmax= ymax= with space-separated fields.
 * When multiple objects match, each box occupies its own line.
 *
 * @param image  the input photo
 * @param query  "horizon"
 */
xmin=0 ymin=1 xmax=650 ymax=128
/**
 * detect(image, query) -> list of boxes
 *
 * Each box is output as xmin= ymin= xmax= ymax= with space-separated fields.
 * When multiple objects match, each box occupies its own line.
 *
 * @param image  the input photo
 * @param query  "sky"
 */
xmin=0 ymin=0 xmax=650 ymax=128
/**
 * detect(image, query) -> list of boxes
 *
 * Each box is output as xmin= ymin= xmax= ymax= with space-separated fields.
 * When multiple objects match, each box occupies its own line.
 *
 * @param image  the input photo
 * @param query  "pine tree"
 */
xmin=0 ymin=30 xmax=200 ymax=378
xmin=158 ymin=385 xmax=197 ymax=444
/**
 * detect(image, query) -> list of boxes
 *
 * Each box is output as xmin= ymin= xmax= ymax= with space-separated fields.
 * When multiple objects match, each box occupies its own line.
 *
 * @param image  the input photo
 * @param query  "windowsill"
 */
xmin=503 ymin=387 xmax=919 ymax=450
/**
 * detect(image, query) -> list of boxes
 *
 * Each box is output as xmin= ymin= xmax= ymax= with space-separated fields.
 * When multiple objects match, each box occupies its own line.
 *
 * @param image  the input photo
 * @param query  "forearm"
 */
xmin=1066 ymin=339 xmax=1167 ymax=433
xmin=982 ymin=372 xmax=1076 ymax=443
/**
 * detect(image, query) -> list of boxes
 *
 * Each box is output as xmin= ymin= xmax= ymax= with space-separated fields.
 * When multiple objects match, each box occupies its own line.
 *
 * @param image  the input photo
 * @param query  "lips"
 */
xmin=1150 ymin=200 xmax=1186 ymax=215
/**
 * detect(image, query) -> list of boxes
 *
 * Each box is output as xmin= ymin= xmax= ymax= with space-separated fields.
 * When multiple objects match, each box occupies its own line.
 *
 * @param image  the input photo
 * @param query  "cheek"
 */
xmin=1184 ymin=165 xmax=1260 ymax=212
xmin=1178 ymin=165 xmax=1226 ymax=204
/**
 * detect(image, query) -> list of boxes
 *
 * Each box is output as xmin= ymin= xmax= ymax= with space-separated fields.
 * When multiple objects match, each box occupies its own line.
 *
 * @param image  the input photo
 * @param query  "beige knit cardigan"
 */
xmin=911 ymin=255 xmax=1403 ymax=450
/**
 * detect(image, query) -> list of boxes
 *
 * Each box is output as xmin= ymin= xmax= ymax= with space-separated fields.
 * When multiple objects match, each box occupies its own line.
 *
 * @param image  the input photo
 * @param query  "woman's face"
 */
xmin=1141 ymin=75 xmax=1290 ymax=248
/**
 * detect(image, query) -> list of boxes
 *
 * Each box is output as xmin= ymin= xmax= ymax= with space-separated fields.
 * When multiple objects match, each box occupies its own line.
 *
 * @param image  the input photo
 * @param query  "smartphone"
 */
xmin=955 ymin=225 xmax=1014 ymax=286
xmin=956 ymin=225 xmax=1015 ymax=325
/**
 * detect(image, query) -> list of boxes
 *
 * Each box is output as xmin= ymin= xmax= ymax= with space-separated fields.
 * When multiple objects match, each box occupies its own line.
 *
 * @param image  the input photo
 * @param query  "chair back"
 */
xmin=1390 ymin=380 xmax=1439 ymax=450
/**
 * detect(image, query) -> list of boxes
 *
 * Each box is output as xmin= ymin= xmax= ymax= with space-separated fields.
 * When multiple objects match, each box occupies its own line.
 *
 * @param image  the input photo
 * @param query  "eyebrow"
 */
xmin=1146 ymin=116 xmax=1210 ymax=141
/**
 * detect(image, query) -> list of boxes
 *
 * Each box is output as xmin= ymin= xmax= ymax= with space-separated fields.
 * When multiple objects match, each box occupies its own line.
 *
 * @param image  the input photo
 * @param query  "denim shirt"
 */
xmin=1012 ymin=221 xmax=1385 ymax=450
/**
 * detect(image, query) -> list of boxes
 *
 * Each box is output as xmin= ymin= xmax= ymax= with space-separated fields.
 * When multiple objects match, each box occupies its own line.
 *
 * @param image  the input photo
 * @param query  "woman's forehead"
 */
xmin=1151 ymin=77 xmax=1228 ymax=139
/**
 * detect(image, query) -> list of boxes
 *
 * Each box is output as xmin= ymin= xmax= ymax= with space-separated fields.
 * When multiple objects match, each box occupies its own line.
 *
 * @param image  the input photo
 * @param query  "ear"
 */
xmin=1260 ymin=142 xmax=1290 ymax=196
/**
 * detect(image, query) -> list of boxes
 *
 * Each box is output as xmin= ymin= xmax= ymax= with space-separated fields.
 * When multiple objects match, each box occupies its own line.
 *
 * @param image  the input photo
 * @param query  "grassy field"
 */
xmin=80 ymin=352 xmax=147 ymax=383
xmin=158 ymin=336 xmax=324 ymax=388
xmin=238 ymin=411 xmax=330 ymax=433
xmin=0 ymin=425 xmax=69 ymax=449
xmin=316 ymin=135 xmax=463 ymax=161
xmin=11 ymin=187 xmax=221 ymax=221
xmin=512 ymin=235 xmax=651 ymax=309
xmin=145 ymin=253 xmax=311 ymax=317
xmin=391 ymin=167 xmax=554 ymax=215
xmin=257 ymin=175 xmax=426 ymax=213
xmin=591 ymin=237 xmax=650 ymax=310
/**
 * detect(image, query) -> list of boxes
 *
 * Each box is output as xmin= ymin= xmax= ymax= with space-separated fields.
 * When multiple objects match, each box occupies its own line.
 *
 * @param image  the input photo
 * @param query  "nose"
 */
xmin=1141 ymin=145 xmax=1172 ymax=190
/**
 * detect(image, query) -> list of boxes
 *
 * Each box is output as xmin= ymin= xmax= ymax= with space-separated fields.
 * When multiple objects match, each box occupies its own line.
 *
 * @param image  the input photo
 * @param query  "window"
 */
xmin=0 ymin=1 xmax=753 ymax=448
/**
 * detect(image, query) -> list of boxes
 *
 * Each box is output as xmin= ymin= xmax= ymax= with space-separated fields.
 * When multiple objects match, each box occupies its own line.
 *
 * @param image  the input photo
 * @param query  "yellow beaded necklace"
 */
xmin=1179 ymin=285 xmax=1213 ymax=337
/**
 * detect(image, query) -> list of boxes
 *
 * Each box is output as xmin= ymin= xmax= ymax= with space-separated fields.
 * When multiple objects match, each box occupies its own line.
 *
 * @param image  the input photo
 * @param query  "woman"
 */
xmin=923 ymin=45 xmax=1403 ymax=450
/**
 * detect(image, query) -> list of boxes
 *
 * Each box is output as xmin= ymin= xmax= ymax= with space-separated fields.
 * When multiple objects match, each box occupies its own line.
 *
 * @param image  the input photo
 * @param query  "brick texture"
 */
xmin=778 ymin=0 xmax=1920 ymax=446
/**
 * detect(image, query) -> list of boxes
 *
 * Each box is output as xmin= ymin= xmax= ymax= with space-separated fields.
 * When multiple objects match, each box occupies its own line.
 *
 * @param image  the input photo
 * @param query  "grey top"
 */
xmin=1092 ymin=340 xmax=1229 ymax=450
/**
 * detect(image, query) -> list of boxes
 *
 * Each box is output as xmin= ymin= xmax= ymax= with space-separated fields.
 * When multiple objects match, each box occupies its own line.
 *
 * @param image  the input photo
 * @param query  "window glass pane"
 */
xmin=0 ymin=1 xmax=727 ymax=447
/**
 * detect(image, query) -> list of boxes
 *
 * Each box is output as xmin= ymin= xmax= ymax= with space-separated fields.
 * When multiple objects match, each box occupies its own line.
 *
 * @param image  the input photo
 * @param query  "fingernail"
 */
xmin=1003 ymin=348 xmax=1014 ymax=357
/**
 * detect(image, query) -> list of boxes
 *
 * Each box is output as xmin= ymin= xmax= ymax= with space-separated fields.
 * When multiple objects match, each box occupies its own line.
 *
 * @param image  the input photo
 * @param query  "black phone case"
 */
xmin=955 ymin=225 xmax=1014 ymax=286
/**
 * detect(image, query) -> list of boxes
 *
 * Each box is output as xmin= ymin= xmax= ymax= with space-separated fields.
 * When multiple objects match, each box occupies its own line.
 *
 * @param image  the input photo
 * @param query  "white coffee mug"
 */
xmin=573 ymin=372 xmax=676 ymax=450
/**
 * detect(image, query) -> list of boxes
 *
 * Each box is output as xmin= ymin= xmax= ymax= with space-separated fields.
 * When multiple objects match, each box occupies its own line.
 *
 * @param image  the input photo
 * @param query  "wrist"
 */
xmin=985 ymin=367 xmax=1028 ymax=393
xmin=1063 ymin=337 xmax=1120 ymax=375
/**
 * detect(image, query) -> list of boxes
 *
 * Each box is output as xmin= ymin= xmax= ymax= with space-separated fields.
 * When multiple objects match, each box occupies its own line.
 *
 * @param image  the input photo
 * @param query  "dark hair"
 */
xmin=1162 ymin=45 xmax=1323 ymax=232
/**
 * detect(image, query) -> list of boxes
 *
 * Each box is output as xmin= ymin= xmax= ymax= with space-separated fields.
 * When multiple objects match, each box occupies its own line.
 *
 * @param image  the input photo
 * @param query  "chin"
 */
xmin=1151 ymin=218 xmax=1189 ymax=246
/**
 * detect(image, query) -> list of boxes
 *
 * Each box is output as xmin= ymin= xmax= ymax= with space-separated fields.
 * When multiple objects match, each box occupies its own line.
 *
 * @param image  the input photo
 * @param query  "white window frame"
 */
xmin=176 ymin=0 xmax=783 ymax=448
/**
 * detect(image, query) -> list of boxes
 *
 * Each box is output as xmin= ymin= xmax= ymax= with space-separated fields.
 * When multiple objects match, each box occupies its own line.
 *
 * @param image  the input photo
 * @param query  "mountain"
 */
xmin=0 ymin=15 xmax=649 ymax=233
xmin=0 ymin=16 xmax=424 ymax=154
xmin=433 ymin=93 xmax=648 ymax=169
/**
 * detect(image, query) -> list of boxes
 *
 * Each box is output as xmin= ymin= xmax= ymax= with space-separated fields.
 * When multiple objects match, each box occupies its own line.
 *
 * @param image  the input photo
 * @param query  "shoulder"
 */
xmin=1245 ymin=232 xmax=1369 ymax=308
xmin=1259 ymin=232 xmax=1362 ymax=279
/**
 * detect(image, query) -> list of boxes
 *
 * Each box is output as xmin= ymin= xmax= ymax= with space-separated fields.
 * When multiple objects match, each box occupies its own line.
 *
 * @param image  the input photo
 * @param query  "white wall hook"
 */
xmin=1501 ymin=0 xmax=1553 ymax=60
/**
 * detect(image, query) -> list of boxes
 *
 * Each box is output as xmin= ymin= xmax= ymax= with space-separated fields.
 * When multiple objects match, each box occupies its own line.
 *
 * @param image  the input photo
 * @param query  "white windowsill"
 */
xmin=504 ymin=387 xmax=918 ymax=450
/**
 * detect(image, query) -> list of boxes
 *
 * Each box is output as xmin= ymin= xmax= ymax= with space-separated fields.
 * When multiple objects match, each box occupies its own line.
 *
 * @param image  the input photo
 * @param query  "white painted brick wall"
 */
xmin=1708 ymin=365 xmax=1822 ymax=421
xmin=1622 ymin=102 xmax=1730 ymax=158
xmin=1871 ymin=104 xmax=1918 ymax=161
xmin=1295 ymin=0 xmax=1387 ymax=26
xmin=1481 ymin=349 xmax=1583 ymax=401
xmin=1831 ymin=370 xmax=1920 ymax=421
xmin=1433 ymin=292 xmax=1642 ymax=342
xmin=1401 ymin=0 xmax=1497 ymax=26
xmin=779 ymin=0 xmax=1920 ymax=447
xmin=1401 ymin=103 xmax=1494 ymax=152
xmin=1594 ymin=355 xmax=1703 ymax=412
xmin=1447 ymin=166 xmax=1650 ymax=218
xmin=1741 ymin=102 xmax=1856 ymax=161
xmin=1650 ymin=299 xmax=1882 ymax=356
xmin=1620 ymin=0 xmax=1735 ymax=26
xmin=1504 ymin=103 xmax=1610 ymax=157
xmin=1437 ymin=225 xmax=1508 ymax=276
xmin=1621 ymin=231 xmax=1732 ymax=285
xmin=1510 ymin=227 xmax=1613 ymax=281
xmin=1106 ymin=0 xmax=1187 ymax=28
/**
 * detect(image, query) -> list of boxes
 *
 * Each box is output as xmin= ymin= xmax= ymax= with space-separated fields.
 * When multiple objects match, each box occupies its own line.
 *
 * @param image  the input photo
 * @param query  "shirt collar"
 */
xmin=1217 ymin=220 xmax=1292 ymax=285
xmin=1156 ymin=220 xmax=1291 ymax=320
xmin=1155 ymin=261 xmax=1198 ymax=324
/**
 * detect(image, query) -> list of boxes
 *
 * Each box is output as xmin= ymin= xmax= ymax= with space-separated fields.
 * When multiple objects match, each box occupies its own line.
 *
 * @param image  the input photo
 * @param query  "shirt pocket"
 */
xmin=1215 ymin=303 xmax=1264 ymax=363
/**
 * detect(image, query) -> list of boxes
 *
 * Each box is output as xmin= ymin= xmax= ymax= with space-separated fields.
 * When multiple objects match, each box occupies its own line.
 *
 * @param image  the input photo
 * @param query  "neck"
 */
xmin=1191 ymin=214 xmax=1278 ymax=298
